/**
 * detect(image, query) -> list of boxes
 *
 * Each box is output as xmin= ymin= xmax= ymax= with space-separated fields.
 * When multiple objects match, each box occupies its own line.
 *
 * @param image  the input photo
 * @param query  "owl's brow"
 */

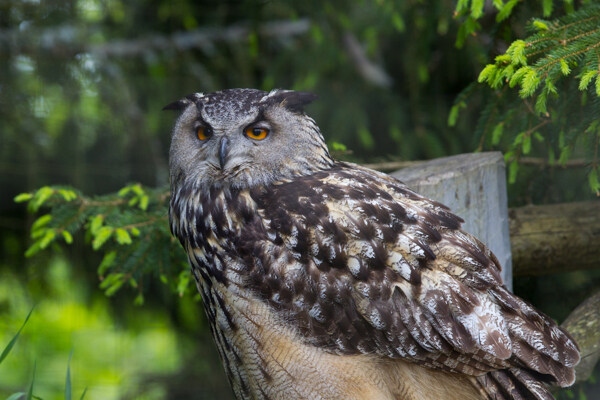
xmin=191 ymin=96 xmax=204 ymax=114
xmin=247 ymin=108 xmax=266 ymax=126
xmin=189 ymin=99 xmax=214 ymax=128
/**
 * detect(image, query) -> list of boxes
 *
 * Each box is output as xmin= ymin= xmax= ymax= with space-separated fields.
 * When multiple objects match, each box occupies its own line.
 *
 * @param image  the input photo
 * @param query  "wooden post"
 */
xmin=391 ymin=152 xmax=513 ymax=290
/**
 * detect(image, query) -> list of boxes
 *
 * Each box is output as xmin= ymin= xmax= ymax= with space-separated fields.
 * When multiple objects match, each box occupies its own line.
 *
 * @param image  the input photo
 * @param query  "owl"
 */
xmin=166 ymin=88 xmax=579 ymax=400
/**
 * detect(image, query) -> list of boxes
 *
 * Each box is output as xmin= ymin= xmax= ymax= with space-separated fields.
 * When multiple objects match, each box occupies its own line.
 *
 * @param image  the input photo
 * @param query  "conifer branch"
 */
xmin=467 ymin=3 xmax=600 ymax=193
xmin=525 ymin=26 xmax=600 ymax=58
xmin=517 ymin=157 xmax=588 ymax=168
xmin=14 ymin=184 xmax=187 ymax=302
xmin=477 ymin=104 xmax=498 ymax=151
xmin=536 ymin=41 xmax=600 ymax=75
xmin=593 ymin=132 xmax=599 ymax=170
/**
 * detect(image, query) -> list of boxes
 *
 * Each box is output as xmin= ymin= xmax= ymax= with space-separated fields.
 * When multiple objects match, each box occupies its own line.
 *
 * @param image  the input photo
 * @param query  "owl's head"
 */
xmin=166 ymin=88 xmax=333 ymax=191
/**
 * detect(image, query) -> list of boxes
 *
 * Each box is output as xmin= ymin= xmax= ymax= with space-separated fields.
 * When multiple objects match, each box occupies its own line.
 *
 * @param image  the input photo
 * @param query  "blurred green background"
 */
xmin=1 ymin=0 xmax=598 ymax=399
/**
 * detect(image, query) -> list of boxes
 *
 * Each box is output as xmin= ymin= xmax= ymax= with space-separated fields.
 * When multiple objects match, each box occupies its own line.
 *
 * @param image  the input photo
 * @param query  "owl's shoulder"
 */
xmin=251 ymin=161 xmax=462 ymax=226
xmin=248 ymin=162 xmax=470 ymax=275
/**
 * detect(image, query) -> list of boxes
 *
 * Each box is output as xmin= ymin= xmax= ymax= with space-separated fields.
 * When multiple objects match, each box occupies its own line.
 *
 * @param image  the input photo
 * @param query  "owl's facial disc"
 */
xmin=168 ymin=88 xmax=334 ymax=190
xmin=206 ymin=115 xmax=273 ymax=173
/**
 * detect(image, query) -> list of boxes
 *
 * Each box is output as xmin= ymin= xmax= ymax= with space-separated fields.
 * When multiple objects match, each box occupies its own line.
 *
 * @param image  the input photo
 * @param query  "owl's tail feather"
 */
xmin=476 ymin=369 xmax=555 ymax=400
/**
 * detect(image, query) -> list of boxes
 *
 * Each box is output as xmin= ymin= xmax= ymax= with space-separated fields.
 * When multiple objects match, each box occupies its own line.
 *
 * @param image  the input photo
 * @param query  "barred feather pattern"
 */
xmin=170 ymin=161 xmax=579 ymax=400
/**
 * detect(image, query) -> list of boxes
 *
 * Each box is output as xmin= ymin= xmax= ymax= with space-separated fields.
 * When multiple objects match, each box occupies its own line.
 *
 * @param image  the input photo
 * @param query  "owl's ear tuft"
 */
xmin=162 ymin=93 xmax=204 ymax=111
xmin=263 ymin=90 xmax=318 ymax=113
xmin=162 ymin=99 xmax=191 ymax=111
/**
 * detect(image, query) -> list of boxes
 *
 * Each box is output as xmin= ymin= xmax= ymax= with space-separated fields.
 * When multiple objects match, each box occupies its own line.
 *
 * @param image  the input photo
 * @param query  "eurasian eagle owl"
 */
xmin=166 ymin=88 xmax=579 ymax=400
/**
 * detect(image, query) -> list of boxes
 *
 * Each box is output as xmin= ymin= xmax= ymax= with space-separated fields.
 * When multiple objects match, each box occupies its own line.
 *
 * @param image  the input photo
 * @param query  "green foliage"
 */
xmin=461 ymin=3 xmax=600 ymax=195
xmin=65 ymin=349 xmax=88 ymax=400
xmin=478 ymin=5 xmax=600 ymax=102
xmin=16 ymin=184 xmax=188 ymax=300
xmin=1 ymin=309 xmax=85 ymax=400
xmin=448 ymin=101 xmax=466 ymax=127
xmin=0 ymin=308 xmax=33 ymax=366
xmin=497 ymin=0 xmax=520 ymax=22
xmin=0 ymin=259 xmax=189 ymax=399
xmin=65 ymin=350 xmax=72 ymax=400
xmin=26 ymin=362 xmax=35 ymax=400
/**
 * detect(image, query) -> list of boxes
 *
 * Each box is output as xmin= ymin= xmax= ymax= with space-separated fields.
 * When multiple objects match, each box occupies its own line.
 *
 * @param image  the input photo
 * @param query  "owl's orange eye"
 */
xmin=197 ymin=126 xmax=213 ymax=141
xmin=244 ymin=127 xmax=269 ymax=140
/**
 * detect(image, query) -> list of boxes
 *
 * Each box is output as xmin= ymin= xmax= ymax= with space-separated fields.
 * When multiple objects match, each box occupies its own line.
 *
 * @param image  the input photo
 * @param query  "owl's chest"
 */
xmin=178 ymin=189 xmax=260 ymax=276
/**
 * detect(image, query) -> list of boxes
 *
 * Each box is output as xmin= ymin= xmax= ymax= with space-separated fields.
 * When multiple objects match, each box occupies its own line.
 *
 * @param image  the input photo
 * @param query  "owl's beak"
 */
xmin=219 ymin=136 xmax=229 ymax=169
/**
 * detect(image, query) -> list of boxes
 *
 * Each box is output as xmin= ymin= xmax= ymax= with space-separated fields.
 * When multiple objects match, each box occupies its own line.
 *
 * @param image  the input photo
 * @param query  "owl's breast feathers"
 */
xmin=169 ymin=162 xmax=579 ymax=400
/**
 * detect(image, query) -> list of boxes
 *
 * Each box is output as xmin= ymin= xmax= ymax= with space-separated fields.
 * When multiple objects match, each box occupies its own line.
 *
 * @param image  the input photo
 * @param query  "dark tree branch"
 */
xmin=0 ymin=19 xmax=310 ymax=58
xmin=342 ymin=32 xmax=393 ymax=88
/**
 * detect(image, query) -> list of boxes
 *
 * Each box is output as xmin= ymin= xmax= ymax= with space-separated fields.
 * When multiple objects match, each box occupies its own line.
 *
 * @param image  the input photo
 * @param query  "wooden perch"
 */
xmin=366 ymin=157 xmax=588 ymax=173
xmin=561 ymin=290 xmax=600 ymax=383
xmin=509 ymin=201 xmax=600 ymax=276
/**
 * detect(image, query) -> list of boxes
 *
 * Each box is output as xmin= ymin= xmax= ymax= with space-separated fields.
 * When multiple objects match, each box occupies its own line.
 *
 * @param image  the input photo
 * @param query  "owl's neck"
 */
xmin=169 ymin=183 xmax=259 ymax=255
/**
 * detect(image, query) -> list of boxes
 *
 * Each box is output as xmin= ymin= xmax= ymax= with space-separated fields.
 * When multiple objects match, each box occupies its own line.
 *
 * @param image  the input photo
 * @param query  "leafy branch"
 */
xmin=453 ymin=0 xmax=578 ymax=48
xmin=15 ymin=185 xmax=190 ymax=302
xmin=453 ymin=2 xmax=600 ymax=195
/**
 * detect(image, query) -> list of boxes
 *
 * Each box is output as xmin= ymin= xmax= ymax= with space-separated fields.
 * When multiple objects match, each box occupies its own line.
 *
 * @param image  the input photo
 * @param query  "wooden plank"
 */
xmin=391 ymin=152 xmax=513 ymax=290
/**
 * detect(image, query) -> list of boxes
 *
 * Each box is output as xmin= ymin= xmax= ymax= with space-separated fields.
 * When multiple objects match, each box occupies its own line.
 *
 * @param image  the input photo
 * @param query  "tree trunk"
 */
xmin=561 ymin=290 xmax=600 ymax=383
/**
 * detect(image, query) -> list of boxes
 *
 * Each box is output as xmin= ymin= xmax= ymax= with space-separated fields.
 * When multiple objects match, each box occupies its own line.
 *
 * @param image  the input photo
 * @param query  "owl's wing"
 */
xmin=245 ymin=162 xmax=579 ymax=390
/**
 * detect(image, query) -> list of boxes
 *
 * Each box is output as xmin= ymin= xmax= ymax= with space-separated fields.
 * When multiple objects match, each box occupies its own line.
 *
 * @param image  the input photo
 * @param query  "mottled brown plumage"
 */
xmin=167 ymin=88 xmax=579 ymax=400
